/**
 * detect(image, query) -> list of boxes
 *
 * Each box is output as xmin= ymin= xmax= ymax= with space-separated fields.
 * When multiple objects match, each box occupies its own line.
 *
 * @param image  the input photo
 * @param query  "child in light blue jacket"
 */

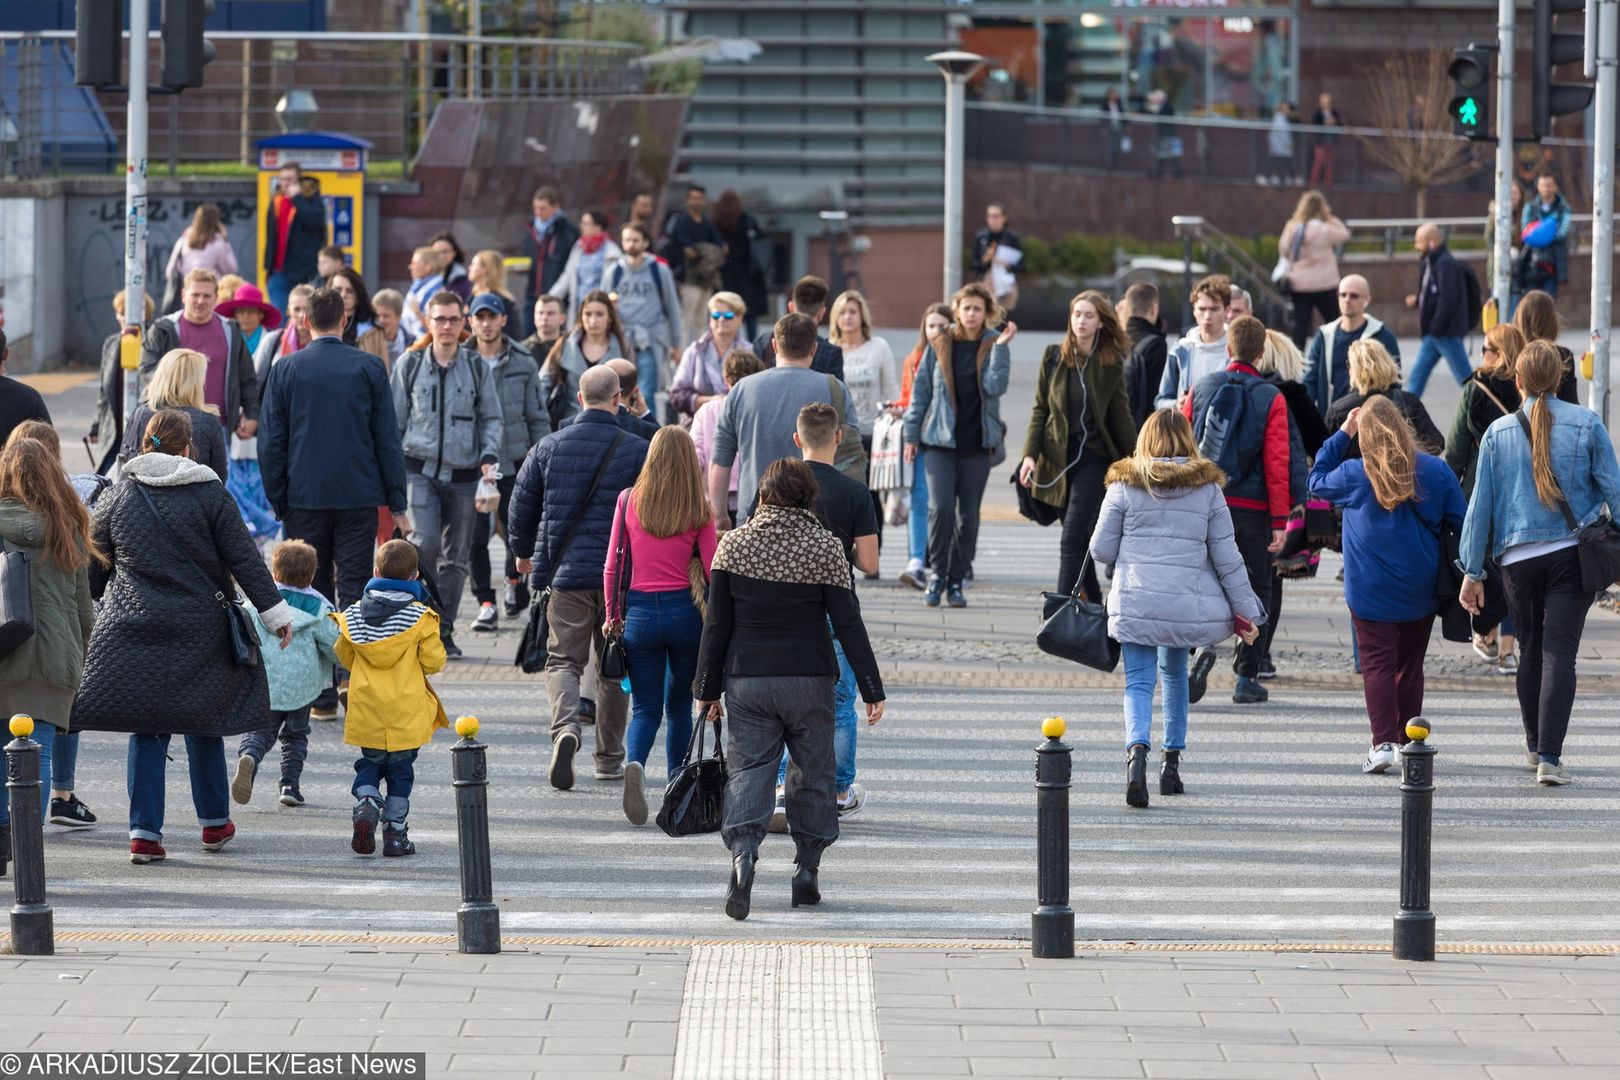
xmin=232 ymin=540 xmax=340 ymax=808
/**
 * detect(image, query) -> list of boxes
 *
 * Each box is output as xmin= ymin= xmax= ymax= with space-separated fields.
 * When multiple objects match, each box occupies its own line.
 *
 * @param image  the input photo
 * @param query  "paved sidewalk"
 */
xmin=0 ymin=939 xmax=1616 ymax=1079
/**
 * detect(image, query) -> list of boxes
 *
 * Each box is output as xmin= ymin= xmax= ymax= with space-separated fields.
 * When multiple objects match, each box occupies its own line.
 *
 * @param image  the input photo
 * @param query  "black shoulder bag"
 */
xmin=656 ymin=710 xmax=727 ymax=837
xmin=0 ymin=536 xmax=36 ymax=661
xmin=1037 ymin=552 xmax=1120 ymax=672
xmin=1515 ymin=411 xmax=1620 ymax=592
xmin=515 ymin=430 xmax=627 ymax=673
xmin=136 ymin=485 xmax=261 ymax=667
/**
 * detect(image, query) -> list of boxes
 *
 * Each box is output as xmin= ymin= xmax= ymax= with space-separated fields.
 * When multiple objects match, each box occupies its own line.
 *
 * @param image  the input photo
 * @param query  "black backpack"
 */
xmin=1459 ymin=262 xmax=1483 ymax=333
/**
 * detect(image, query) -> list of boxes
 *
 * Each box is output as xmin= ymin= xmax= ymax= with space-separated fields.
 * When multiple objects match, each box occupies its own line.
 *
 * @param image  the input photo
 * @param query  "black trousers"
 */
xmin=1288 ymin=288 xmax=1339 ymax=350
xmin=469 ymin=469 xmax=519 ymax=605
xmin=1056 ymin=456 xmax=1109 ymax=601
xmin=923 ymin=449 xmax=991 ymax=587
xmin=1264 ymin=573 xmax=1284 ymax=660
xmin=282 ymin=507 xmax=377 ymax=609
xmin=1229 ymin=508 xmax=1273 ymax=679
xmin=1501 ymin=546 xmax=1592 ymax=759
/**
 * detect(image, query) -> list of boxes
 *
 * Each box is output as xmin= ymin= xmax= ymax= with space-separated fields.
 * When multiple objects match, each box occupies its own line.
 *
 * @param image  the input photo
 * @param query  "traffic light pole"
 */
xmin=1494 ymin=0 xmax=1516 ymax=311
xmin=122 ymin=0 xmax=149 ymax=428
xmin=1588 ymin=0 xmax=1616 ymax=428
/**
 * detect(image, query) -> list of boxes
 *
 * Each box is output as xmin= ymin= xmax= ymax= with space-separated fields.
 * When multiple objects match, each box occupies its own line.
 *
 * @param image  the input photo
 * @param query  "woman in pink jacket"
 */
xmin=1279 ymin=191 xmax=1350 ymax=349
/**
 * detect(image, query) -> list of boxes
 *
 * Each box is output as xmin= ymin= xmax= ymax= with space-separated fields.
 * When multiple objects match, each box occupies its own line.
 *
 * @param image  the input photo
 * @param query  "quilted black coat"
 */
xmin=71 ymin=453 xmax=290 ymax=737
xmin=507 ymin=408 xmax=647 ymax=591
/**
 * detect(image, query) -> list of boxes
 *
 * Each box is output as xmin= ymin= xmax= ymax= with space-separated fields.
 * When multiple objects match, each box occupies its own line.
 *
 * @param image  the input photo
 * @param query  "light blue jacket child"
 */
xmin=248 ymin=584 xmax=341 ymax=712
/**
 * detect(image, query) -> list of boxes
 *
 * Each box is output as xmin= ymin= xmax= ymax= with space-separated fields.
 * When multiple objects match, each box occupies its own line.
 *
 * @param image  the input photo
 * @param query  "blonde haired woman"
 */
xmin=1459 ymin=342 xmax=1620 ymax=785
xmin=468 ymin=249 xmax=517 ymax=323
xmin=830 ymin=290 xmax=899 ymax=565
xmin=120 ymin=348 xmax=228 ymax=482
xmin=670 ymin=290 xmax=751 ymax=425
xmin=1323 ymin=339 xmax=1444 ymax=456
xmin=1310 ymin=396 xmax=1466 ymax=774
xmin=1279 ymin=190 xmax=1350 ymax=347
xmin=604 ymin=426 xmax=719 ymax=824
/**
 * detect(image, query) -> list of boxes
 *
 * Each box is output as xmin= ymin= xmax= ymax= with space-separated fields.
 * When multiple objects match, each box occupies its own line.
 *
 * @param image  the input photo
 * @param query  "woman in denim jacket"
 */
xmin=1459 ymin=342 xmax=1620 ymax=786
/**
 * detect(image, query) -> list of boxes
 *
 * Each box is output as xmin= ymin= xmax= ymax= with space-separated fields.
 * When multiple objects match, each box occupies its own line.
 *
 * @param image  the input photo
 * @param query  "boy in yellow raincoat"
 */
xmin=333 ymin=539 xmax=447 ymax=857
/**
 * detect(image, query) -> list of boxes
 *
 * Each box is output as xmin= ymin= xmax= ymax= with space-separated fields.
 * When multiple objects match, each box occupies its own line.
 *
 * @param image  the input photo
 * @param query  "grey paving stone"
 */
xmin=1141 ymin=1062 xmax=1317 ymax=1079
xmin=879 ymin=1057 xmax=973 ymax=1076
xmin=150 ymin=984 xmax=318 ymax=1001
xmin=886 ymin=1039 xmax=1054 ymax=1059
xmin=1314 ymin=1066 xmax=1490 ymax=1080
xmin=1042 ymin=1009 xmax=1206 ymax=1027
xmin=225 ymin=1000 xmax=386 ymax=1019
xmin=1484 ymin=1069 xmax=1619 ymax=1080
xmin=57 ymin=999 xmax=225 ymax=1018
xmin=543 ymin=1036 xmax=671 ymax=1055
xmin=200 ymin=1034 xmax=377 ymax=1052
xmin=1389 ymin=1043 xmax=1568 ymax=1066
xmin=9 ymin=1016 xmax=132 ymax=1035
xmin=0 ymin=1000 xmax=65 ymax=1018
xmin=1523 ymin=1013 xmax=1620 ymax=1030
xmin=1051 ymin=1041 xmax=1224 ymax=1062
xmin=969 ymin=1059 xmax=1146 ymax=1078
xmin=126 ymin=1017 xmax=296 ymax=1035
xmin=293 ymin=1016 xmax=467 ymax=1038
xmin=1218 ymin=1043 xmax=1394 ymax=1064
xmin=30 ymin=1033 xmax=207 ymax=1052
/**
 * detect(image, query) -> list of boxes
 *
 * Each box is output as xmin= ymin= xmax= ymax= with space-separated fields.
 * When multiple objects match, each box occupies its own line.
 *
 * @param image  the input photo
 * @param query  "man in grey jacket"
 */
xmin=466 ymin=292 xmax=549 ymax=632
xmin=390 ymin=290 xmax=503 ymax=657
xmin=606 ymin=221 xmax=683 ymax=416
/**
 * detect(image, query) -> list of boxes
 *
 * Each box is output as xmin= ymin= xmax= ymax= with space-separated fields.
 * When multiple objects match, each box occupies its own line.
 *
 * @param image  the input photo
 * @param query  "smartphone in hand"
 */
xmin=1234 ymin=614 xmax=1259 ymax=645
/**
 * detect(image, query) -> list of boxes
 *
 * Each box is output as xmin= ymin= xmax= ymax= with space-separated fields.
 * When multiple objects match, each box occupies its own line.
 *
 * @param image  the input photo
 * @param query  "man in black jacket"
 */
xmin=0 ymin=330 xmax=51 ymax=449
xmin=259 ymin=286 xmax=410 ymax=612
xmin=1404 ymin=222 xmax=1475 ymax=397
xmin=520 ymin=186 xmax=580 ymax=338
xmin=751 ymin=276 xmax=844 ymax=381
xmin=262 ymin=162 xmax=328 ymax=314
xmin=557 ymin=358 xmax=659 ymax=441
xmin=1121 ymin=281 xmax=1167 ymax=429
xmin=508 ymin=365 xmax=649 ymax=792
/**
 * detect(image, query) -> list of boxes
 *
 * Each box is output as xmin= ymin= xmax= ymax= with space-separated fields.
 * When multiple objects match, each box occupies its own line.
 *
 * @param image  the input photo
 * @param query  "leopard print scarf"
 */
xmin=712 ymin=504 xmax=852 ymax=590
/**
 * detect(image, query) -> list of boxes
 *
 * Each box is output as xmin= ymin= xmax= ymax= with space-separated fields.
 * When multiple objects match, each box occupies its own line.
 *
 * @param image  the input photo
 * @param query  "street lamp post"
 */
xmin=927 ymin=51 xmax=985 ymax=300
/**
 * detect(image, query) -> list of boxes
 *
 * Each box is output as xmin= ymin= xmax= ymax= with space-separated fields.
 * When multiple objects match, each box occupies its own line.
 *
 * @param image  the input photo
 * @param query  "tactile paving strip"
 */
xmin=672 ymin=944 xmax=883 ymax=1080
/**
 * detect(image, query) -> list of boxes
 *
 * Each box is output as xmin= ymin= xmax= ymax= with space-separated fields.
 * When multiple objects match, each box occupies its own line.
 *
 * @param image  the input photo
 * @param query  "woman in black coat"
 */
xmin=119 ymin=347 xmax=229 ymax=482
xmin=73 ymin=409 xmax=293 ymax=865
xmin=1323 ymin=339 xmax=1444 ymax=458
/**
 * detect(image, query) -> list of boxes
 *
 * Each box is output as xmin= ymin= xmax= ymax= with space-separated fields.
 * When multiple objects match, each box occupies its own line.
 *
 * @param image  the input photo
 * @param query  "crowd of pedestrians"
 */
xmin=1 ymin=182 xmax=1614 ymax=920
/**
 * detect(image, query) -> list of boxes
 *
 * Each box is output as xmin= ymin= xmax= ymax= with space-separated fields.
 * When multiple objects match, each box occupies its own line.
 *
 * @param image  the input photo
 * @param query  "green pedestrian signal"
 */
xmin=1447 ymin=47 xmax=1493 ymax=140
xmin=1457 ymin=97 xmax=1480 ymax=126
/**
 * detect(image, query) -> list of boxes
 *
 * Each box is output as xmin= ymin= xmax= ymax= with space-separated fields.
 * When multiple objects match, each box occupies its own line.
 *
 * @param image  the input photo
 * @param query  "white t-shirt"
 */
xmin=839 ymin=337 xmax=900 ymax=437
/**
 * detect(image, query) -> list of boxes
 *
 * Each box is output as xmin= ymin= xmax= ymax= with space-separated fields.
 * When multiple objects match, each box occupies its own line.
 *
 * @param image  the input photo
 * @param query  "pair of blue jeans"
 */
xmin=0 ymin=728 xmax=54 ymax=826
xmin=777 ymin=628 xmax=858 ymax=791
xmin=52 ymin=728 xmax=78 ymax=791
xmin=907 ymin=448 xmax=929 ymax=564
xmin=624 ymin=589 xmax=703 ymax=773
xmin=266 ymin=272 xmax=292 ymax=315
xmin=1405 ymin=336 xmax=1473 ymax=397
xmin=1122 ymin=643 xmax=1189 ymax=751
xmin=353 ymin=748 xmax=418 ymax=829
xmin=634 ymin=347 xmax=661 ymax=420
xmin=128 ymin=733 xmax=229 ymax=842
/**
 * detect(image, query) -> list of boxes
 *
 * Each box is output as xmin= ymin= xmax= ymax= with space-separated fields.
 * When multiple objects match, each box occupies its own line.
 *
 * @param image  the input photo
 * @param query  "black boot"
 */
xmin=726 ymin=852 xmax=756 ymax=921
xmin=1160 ymin=750 xmax=1184 ymax=795
xmin=1126 ymin=744 xmax=1150 ymax=808
xmin=791 ymin=864 xmax=821 ymax=908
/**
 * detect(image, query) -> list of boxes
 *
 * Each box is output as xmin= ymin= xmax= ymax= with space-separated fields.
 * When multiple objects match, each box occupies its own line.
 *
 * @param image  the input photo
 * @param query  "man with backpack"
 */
xmin=1404 ymin=222 xmax=1479 ymax=398
xmin=606 ymin=221 xmax=683 ymax=417
xmin=1182 ymin=315 xmax=1305 ymax=705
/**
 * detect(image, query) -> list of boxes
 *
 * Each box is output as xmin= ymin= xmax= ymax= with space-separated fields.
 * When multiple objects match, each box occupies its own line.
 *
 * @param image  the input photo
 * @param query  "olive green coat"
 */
xmin=1022 ymin=344 xmax=1137 ymax=508
xmin=0 ymin=501 xmax=94 ymax=731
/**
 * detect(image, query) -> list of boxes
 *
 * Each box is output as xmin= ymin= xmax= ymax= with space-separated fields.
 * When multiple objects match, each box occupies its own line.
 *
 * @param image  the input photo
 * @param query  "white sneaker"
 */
xmin=837 ymin=783 xmax=866 ymax=819
xmin=622 ymin=760 xmax=647 ymax=825
xmin=1362 ymin=743 xmax=1396 ymax=774
xmin=1537 ymin=761 xmax=1571 ymax=786
xmin=767 ymin=786 xmax=788 ymax=834
xmin=1526 ymin=750 xmax=1541 ymax=770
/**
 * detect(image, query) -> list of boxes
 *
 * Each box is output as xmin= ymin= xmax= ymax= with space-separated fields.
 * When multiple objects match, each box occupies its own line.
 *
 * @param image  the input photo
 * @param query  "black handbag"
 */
xmin=513 ymin=431 xmax=627 ymax=673
xmin=599 ymin=495 xmax=631 ymax=682
xmin=136 ymin=486 xmax=260 ymax=666
xmin=0 ymin=536 xmax=36 ymax=661
xmin=1011 ymin=471 xmax=1062 ymax=526
xmin=1433 ymin=519 xmax=1473 ymax=644
xmin=656 ymin=713 xmax=728 ymax=837
xmin=1037 ymin=554 xmax=1121 ymax=672
xmin=1515 ymin=412 xmax=1620 ymax=592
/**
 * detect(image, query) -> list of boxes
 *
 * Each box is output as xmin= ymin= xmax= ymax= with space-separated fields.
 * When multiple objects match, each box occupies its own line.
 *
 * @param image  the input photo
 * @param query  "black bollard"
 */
xmin=1393 ymin=718 xmax=1436 ymax=962
xmin=1032 ymin=716 xmax=1074 ymax=959
xmin=6 ymin=715 xmax=54 ymax=956
xmin=451 ymin=716 xmax=500 ymax=954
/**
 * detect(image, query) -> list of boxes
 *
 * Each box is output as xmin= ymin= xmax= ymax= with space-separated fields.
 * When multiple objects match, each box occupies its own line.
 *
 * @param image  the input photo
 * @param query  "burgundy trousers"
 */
xmin=1352 ymin=613 xmax=1435 ymax=746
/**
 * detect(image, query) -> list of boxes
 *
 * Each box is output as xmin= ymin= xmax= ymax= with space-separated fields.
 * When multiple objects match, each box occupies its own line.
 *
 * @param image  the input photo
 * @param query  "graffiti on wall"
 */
xmin=69 ymin=193 xmax=259 ymax=361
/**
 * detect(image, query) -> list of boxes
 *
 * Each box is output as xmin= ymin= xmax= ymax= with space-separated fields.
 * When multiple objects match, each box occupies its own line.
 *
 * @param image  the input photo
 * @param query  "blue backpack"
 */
xmin=1196 ymin=380 xmax=1261 ymax=483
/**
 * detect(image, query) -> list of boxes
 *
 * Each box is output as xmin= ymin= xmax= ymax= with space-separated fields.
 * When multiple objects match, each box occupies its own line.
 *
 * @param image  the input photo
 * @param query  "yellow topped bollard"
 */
xmin=1405 ymin=720 xmax=1430 ymax=743
xmin=450 ymin=714 xmax=499 ymax=954
xmin=1041 ymin=716 xmax=1067 ymax=740
xmin=455 ymin=715 xmax=480 ymax=739
xmin=1395 ymin=716 xmax=1437 ymax=961
xmin=10 ymin=713 xmax=34 ymax=738
xmin=5 ymin=712 xmax=53 ymax=954
xmin=1033 ymin=716 xmax=1073 ymax=959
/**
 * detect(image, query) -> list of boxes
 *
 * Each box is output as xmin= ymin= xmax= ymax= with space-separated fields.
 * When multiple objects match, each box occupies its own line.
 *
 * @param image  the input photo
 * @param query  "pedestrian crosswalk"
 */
xmin=41 ymin=684 xmax=1620 ymax=944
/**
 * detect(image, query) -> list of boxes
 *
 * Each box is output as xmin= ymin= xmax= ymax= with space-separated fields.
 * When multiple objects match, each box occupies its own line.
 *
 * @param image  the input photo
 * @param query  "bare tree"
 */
xmin=1357 ymin=50 xmax=1481 ymax=217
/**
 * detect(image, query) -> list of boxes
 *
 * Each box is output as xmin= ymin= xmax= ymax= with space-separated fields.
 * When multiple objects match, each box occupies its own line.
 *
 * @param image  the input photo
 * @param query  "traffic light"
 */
xmin=161 ymin=0 xmax=217 ymax=90
xmin=1532 ymin=0 xmax=1593 ymax=139
xmin=74 ymin=0 xmax=122 ymax=89
xmin=1447 ymin=47 xmax=1492 ymax=140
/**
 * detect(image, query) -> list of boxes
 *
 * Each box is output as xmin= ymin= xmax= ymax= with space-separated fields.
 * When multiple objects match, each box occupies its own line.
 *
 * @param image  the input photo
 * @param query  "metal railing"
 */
xmin=1172 ymin=215 xmax=1292 ymax=330
xmin=0 ymin=31 xmax=645 ymax=178
xmin=968 ymin=102 xmax=1592 ymax=198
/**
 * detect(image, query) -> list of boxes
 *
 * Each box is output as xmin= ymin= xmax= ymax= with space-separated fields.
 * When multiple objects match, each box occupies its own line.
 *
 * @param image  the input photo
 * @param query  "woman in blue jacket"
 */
xmin=1459 ymin=342 xmax=1620 ymax=786
xmin=1310 ymin=395 xmax=1466 ymax=775
xmin=902 ymin=282 xmax=1014 ymax=609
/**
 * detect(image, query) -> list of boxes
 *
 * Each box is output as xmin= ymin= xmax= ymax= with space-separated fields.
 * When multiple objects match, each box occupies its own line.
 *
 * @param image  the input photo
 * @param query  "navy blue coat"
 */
xmin=507 ymin=408 xmax=648 ymax=591
xmin=259 ymin=335 xmax=409 ymax=514
xmin=1417 ymin=245 xmax=1471 ymax=339
xmin=558 ymin=405 xmax=659 ymax=442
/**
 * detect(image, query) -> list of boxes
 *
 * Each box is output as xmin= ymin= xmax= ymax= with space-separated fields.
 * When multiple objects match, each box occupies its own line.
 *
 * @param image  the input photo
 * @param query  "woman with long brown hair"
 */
xmin=603 ymin=426 xmax=718 ymax=826
xmin=163 ymin=204 xmax=238 ymax=308
xmin=1310 ymin=395 xmax=1466 ymax=774
xmin=0 ymin=437 xmax=102 ymax=869
xmin=1019 ymin=290 xmax=1137 ymax=600
xmin=1512 ymin=289 xmax=1582 ymax=403
xmin=541 ymin=289 xmax=633 ymax=429
xmin=1459 ymin=342 xmax=1620 ymax=785
xmin=1279 ymin=190 xmax=1350 ymax=347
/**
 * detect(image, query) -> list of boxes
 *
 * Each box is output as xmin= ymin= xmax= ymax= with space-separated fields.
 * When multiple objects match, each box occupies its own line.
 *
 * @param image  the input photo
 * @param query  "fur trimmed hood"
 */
xmin=1105 ymin=455 xmax=1226 ymax=492
xmin=122 ymin=451 xmax=222 ymax=487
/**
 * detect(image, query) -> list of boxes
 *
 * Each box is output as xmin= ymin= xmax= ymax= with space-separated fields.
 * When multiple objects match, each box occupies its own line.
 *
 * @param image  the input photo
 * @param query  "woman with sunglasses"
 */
xmin=670 ymin=291 xmax=753 ymax=428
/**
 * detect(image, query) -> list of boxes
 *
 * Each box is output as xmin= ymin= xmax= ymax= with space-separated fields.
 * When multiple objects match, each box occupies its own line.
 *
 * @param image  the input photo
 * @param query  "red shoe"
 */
xmin=130 ymin=839 xmax=166 ymax=864
xmin=201 ymin=821 xmax=236 ymax=851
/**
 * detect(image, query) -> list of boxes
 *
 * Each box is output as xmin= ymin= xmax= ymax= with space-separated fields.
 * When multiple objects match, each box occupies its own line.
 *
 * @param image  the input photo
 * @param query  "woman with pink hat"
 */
xmin=216 ymin=284 xmax=282 ymax=358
